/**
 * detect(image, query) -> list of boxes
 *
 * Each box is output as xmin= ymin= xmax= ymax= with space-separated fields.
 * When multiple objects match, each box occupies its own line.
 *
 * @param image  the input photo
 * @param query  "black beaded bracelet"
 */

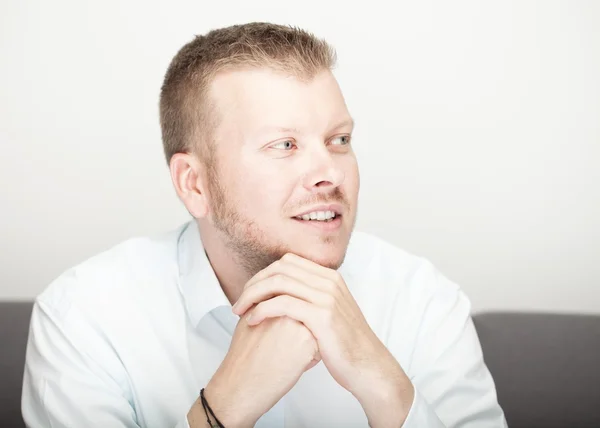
xmin=200 ymin=388 xmax=225 ymax=428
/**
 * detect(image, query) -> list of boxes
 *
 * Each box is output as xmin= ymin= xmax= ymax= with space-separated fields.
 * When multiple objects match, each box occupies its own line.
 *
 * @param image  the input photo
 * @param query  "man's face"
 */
xmin=205 ymin=68 xmax=359 ymax=275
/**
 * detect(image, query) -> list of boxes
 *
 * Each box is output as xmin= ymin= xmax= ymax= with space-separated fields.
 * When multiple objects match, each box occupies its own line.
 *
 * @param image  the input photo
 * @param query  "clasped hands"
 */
xmin=231 ymin=253 xmax=414 ymax=427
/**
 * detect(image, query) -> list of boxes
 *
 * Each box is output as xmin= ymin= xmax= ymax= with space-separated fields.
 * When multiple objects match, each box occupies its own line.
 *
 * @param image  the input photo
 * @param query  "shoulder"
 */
xmin=36 ymin=222 xmax=188 ymax=321
xmin=343 ymin=230 xmax=427 ymax=283
xmin=343 ymin=230 xmax=463 ymax=305
xmin=344 ymin=231 xmax=473 ymax=365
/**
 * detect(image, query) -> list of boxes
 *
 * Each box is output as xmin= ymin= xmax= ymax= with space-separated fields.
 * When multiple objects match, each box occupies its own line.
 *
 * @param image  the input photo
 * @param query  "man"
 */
xmin=22 ymin=23 xmax=507 ymax=427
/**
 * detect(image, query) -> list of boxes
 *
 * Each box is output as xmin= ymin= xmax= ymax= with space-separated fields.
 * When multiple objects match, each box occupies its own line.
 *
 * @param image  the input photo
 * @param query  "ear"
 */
xmin=169 ymin=152 xmax=209 ymax=218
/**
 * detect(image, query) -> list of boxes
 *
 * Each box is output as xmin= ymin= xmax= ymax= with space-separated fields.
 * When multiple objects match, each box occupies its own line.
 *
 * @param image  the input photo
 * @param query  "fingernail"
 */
xmin=246 ymin=313 xmax=252 ymax=323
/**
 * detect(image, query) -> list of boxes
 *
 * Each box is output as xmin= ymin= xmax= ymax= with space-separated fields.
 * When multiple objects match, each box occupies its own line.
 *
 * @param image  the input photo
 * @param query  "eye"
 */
xmin=271 ymin=139 xmax=296 ymax=150
xmin=330 ymin=135 xmax=351 ymax=146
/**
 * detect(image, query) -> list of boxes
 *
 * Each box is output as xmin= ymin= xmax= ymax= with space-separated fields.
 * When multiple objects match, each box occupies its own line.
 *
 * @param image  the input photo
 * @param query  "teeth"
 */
xmin=296 ymin=211 xmax=337 ymax=221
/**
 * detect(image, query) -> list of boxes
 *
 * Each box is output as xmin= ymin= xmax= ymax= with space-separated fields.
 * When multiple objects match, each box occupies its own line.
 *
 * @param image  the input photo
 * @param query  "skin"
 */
xmin=170 ymin=67 xmax=414 ymax=427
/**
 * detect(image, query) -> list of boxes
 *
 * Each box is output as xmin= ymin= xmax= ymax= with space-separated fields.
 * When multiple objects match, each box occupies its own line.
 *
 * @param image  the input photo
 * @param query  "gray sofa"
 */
xmin=2 ymin=301 xmax=599 ymax=427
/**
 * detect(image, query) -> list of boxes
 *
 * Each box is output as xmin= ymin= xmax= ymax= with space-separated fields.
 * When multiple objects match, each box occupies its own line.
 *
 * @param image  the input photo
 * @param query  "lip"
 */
xmin=293 ymin=204 xmax=344 ymax=217
xmin=292 ymin=215 xmax=343 ymax=231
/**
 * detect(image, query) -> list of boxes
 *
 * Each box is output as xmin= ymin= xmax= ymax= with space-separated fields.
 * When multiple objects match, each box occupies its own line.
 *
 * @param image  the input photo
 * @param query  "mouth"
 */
xmin=291 ymin=208 xmax=343 ymax=232
xmin=293 ymin=209 xmax=340 ymax=222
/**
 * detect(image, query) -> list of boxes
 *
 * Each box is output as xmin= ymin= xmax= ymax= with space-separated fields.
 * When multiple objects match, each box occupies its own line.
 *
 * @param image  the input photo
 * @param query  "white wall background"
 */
xmin=1 ymin=0 xmax=599 ymax=314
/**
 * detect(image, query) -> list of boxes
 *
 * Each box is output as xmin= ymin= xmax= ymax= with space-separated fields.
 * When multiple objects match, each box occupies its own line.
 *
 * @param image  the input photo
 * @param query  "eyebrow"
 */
xmin=258 ymin=118 xmax=355 ymax=136
xmin=329 ymin=118 xmax=355 ymax=132
xmin=271 ymin=126 xmax=300 ymax=133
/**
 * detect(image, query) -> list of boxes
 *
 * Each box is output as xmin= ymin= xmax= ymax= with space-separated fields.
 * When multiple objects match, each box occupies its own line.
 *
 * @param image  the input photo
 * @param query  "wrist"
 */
xmin=360 ymin=379 xmax=414 ymax=428
xmin=201 ymin=377 xmax=258 ymax=428
xmin=351 ymin=359 xmax=414 ymax=428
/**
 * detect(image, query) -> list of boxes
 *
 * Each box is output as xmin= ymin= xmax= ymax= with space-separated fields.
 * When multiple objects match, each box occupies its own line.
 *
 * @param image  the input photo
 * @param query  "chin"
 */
xmin=316 ymin=256 xmax=345 ymax=270
xmin=278 ymin=229 xmax=352 ymax=269
xmin=291 ymin=245 xmax=347 ymax=270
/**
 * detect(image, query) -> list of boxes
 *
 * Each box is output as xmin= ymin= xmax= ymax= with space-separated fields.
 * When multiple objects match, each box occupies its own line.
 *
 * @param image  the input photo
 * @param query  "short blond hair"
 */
xmin=159 ymin=22 xmax=337 ymax=165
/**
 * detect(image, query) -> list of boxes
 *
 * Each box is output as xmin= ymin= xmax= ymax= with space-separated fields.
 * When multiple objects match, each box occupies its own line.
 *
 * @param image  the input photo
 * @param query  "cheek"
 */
xmin=343 ymin=156 xmax=360 ymax=196
xmin=232 ymin=165 xmax=292 ymax=213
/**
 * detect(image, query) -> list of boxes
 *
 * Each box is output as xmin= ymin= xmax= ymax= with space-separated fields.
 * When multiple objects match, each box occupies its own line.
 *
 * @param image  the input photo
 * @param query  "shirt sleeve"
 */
xmin=22 ymin=298 xmax=190 ymax=428
xmin=401 ymin=387 xmax=445 ymax=427
xmin=391 ymin=260 xmax=508 ymax=428
xmin=174 ymin=416 xmax=192 ymax=428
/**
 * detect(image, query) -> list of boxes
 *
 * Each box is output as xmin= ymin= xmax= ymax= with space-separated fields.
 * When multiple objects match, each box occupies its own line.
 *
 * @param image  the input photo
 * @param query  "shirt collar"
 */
xmin=177 ymin=220 xmax=231 ymax=329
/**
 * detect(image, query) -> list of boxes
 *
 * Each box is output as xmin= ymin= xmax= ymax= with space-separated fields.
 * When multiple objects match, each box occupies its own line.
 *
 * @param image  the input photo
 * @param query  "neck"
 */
xmin=196 ymin=220 xmax=250 ymax=305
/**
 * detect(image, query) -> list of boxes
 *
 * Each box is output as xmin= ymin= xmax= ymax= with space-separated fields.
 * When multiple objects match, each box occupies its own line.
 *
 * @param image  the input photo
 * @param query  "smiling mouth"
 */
xmin=293 ymin=210 xmax=341 ymax=222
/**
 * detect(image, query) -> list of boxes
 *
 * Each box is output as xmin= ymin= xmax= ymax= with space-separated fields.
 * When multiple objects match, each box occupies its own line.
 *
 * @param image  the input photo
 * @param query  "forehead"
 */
xmin=208 ymin=67 xmax=350 ymax=135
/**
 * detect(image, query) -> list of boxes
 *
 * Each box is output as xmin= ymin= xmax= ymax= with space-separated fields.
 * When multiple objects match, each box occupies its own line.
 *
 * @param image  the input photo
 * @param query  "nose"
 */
xmin=301 ymin=145 xmax=345 ymax=192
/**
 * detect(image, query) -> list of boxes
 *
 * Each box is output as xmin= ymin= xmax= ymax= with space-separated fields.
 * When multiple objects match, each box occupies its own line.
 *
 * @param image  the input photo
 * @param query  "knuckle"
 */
xmin=268 ymin=274 xmax=286 ymax=291
xmin=276 ymin=294 xmax=290 ymax=305
xmin=329 ymin=270 xmax=342 ymax=283
xmin=320 ymin=308 xmax=333 ymax=327
xmin=278 ymin=315 xmax=298 ymax=331
xmin=255 ymin=299 xmax=273 ymax=313
xmin=323 ymin=293 xmax=337 ymax=309
xmin=250 ymin=304 xmax=263 ymax=319
xmin=272 ymin=316 xmax=286 ymax=328
xmin=323 ymin=280 xmax=337 ymax=295
xmin=270 ymin=273 xmax=284 ymax=286
xmin=298 ymin=326 xmax=315 ymax=345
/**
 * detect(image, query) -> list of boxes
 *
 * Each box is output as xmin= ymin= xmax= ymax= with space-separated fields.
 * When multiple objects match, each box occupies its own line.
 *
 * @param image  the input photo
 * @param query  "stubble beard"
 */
xmin=207 ymin=169 xmax=354 ymax=278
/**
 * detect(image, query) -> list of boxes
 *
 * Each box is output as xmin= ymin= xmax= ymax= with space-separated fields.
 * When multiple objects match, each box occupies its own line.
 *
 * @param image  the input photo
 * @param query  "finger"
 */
xmin=243 ymin=254 xmax=324 ymax=290
xmin=246 ymin=295 xmax=323 ymax=336
xmin=244 ymin=260 xmax=283 ymax=290
xmin=244 ymin=258 xmax=332 ymax=293
xmin=279 ymin=253 xmax=337 ymax=278
xmin=232 ymin=274 xmax=331 ymax=316
xmin=279 ymin=253 xmax=348 ymax=293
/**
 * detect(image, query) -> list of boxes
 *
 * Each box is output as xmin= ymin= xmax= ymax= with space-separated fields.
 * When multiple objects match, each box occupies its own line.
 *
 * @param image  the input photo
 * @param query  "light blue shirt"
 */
xmin=22 ymin=220 xmax=507 ymax=427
